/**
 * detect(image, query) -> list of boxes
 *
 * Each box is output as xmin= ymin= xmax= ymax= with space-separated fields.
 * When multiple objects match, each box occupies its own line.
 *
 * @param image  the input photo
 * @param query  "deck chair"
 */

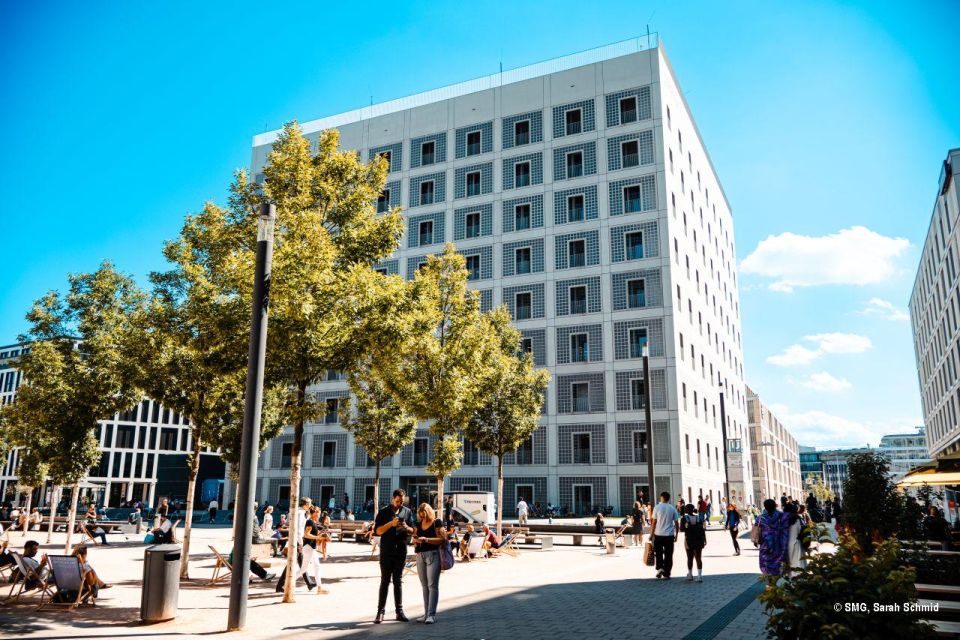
xmin=208 ymin=546 xmax=233 ymax=586
xmin=370 ymin=536 xmax=380 ymax=558
xmin=489 ymin=533 xmax=519 ymax=558
xmin=38 ymin=555 xmax=94 ymax=610
xmin=613 ymin=524 xmax=630 ymax=547
xmin=4 ymin=551 xmax=54 ymax=605
xmin=465 ymin=535 xmax=485 ymax=560
xmin=403 ymin=557 xmax=417 ymax=576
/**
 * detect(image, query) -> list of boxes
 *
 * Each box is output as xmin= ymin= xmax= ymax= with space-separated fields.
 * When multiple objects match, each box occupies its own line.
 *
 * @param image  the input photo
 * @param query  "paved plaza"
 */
xmin=0 ymin=523 xmax=782 ymax=640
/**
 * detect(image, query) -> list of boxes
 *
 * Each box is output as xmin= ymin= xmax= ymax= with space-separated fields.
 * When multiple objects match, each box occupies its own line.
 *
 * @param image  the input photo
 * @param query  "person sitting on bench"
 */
xmin=152 ymin=516 xmax=176 ymax=544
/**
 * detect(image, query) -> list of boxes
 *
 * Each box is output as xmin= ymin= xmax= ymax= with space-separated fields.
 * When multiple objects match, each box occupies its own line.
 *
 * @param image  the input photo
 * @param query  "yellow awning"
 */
xmin=897 ymin=470 xmax=960 ymax=487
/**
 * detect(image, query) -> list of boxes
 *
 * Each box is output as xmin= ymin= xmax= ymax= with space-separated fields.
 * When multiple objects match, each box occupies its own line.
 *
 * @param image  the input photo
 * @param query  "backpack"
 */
xmin=684 ymin=516 xmax=706 ymax=548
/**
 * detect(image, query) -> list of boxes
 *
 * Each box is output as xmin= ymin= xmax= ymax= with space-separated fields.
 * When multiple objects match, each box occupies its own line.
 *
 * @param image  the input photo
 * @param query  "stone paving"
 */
xmin=0 ymin=522 xmax=777 ymax=639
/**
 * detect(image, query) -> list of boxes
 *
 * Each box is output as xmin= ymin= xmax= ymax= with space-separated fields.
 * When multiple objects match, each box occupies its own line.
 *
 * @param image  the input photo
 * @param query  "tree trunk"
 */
xmin=46 ymin=485 xmax=60 ymax=544
xmin=63 ymin=483 xmax=79 ymax=554
xmin=283 ymin=383 xmax=307 ymax=604
xmin=21 ymin=490 xmax=33 ymax=537
xmin=435 ymin=476 xmax=444 ymax=515
xmin=179 ymin=436 xmax=202 ymax=578
xmin=373 ymin=459 xmax=381 ymax=519
xmin=496 ymin=457 xmax=504 ymax=538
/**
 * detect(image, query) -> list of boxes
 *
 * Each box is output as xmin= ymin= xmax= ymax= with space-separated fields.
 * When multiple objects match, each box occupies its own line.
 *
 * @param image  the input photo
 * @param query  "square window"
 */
xmin=466 ymin=254 xmax=481 ymax=280
xmin=419 ymin=180 xmax=434 ymax=205
xmin=515 ymin=120 xmax=530 ymax=146
xmin=571 ymin=384 xmax=590 ymax=414
xmin=515 ymin=204 xmax=531 ymax=230
xmin=622 ymin=140 xmax=639 ymax=168
xmin=631 ymin=378 xmax=646 ymax=410
xmin=466 ymin=171 xmax=481 ymax=197
xmin=628 ymin=327 xmax=648 ymax=358
xmin=515 ymin=247 xmax=532 ymax=274
xmin=569 ymin=286 xmax=587 ymax=314
xmin=565 ymin=109 xmax=582 ymax=136
xmin=377 ymin=189 xmax=390 ymax=213
xmin=421 ymin=141 xmax=435 ymax=165
xmin=567 ymin=195 xmax=584 ymax=222
xmin=620 ymin=96 xmax=638 ymax=124
xmin=325 ymin=398 xmax=339 ymax=424
xmin=566 ymin=152 xmax=583 ymax=178
xmin=515 ymin=292 xmax=532 ymax=320
xmin=465 ymin=212 xmax=481 ymax=238
xmin=627 ymin=279 xmax=646 ymax=308
xmin=515 ymin=162 xmax=531 ymax=187
xmin=624 ymin=185 xmax=642 ymax=213
xmin=467 ymin=130 xmax=482 ymax=156
xmin=568 ymin=239 xmax=586 ymax=267
xmin=418 ymin=220 xmax=434 ymax=246
xmin=570 ymin=333 xmax=589 ymax=363
xmin=625 ymin=231 xmax=644 ymax=259
xmin=520 ymin=337 xmax=533 ymax=356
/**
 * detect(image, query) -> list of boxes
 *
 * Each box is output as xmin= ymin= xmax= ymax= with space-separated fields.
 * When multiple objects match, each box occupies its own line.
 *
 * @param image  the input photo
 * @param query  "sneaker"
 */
xmin=263 ymin=573 xmax=276 ymax=581
xmin=418 ymin=616 xmax=427 ymax=623
xmin=655 ymin=570 xmax=663 ymax=579
xmin=663 ymin=575 xmax=671 ymax=580
xmin=425 ymin=617 xmax=435 ymax=624
xmin=686 ymin=573 xmax=693 ymax=582
xmin=696 ymin=576 xmax=703 ymax=583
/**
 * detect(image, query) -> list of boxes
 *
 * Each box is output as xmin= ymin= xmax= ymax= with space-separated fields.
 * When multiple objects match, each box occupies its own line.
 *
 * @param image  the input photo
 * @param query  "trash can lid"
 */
xmin=146 ymin=544 xmax=181 ymax=552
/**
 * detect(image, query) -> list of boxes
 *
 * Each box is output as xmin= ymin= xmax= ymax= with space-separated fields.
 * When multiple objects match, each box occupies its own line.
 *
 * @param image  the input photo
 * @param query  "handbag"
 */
xmin=750 ymin=523 xmax=762 ymax=547
xmin=643 ymin=540 xmax=655 ymax=566
xmin=439 ymin=542 xmax=455 ymax=571
xmin=144 ymin=533 xmax=155 ymax=544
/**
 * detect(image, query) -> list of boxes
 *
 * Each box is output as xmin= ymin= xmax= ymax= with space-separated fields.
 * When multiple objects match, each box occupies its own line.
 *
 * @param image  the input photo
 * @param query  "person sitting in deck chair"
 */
xmin=71 ymin=545 xmax=110 ymax=597
xmin=19 ymin=540 xmax=50 ymax=586
xmin=151 ymin=516 xmax=177 ymax=544
xmin=481 ymin=524 xmax=502 ymax=557
xmin=458 ymin=524 xmax=475 ymax=560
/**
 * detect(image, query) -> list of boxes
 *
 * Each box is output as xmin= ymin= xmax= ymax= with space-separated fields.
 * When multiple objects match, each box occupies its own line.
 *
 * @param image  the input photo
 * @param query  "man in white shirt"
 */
xmin=516 ymin=499 xmax=529 ymax=526
xmin=649 ymin=491 xmax=679 ymax=579
xmin=208 ymin=499 xmax=219 ymax=523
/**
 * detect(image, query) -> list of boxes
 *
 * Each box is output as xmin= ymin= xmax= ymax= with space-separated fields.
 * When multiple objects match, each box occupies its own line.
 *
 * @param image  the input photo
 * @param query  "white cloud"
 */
xmin=856 ymin=297 xmax=910 ymax=322
xmin=768 ymin=406 xmax=879 ymax=449
xmin=767 ymin=333 xmax=872 ymax=367
xmin=740 ymin=226 xmax=910 ymax=293
xmin=796 ymin=372 xmax=852 ymax=393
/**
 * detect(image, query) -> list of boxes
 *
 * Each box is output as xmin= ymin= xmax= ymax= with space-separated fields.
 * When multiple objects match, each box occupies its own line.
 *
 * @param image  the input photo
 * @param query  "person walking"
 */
xmin=208 ymin=498 xmax=219 ymax=524
xmin=697 ymin=495 xmax=708 ymax=525
xmin=705 ymin=497 xmax=713 ymax=528
xmin=301 ymin=507 xmax=328 ymax=593
xmin=784 ymin=502 xmax=805 ymax=573
xmin=650 ymin=492 xmax=679 ymax=580
xmin=758 ymin=499 xmax=789 ymax=579
xmin=725 ymin=503 xmax=742 ymax=556
xmin=373 ymin=489 xmax=416 ymax=624
xmin=443 ymin=496 xmax=453 ymax=525
xmin=412 ymin=503 xmax=446 ymax=624
xmin=516 ymin=497 xmax=529 ymax=526
xmin=680 ymin=504 xmax=706 ymax=582
xmin=631 ymin=500 xmax=646 ymax=546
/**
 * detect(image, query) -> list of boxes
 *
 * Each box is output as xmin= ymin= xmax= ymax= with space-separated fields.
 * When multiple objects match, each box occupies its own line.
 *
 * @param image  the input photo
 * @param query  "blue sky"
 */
xmin=2 ymin=1 xmax=958 ymax=449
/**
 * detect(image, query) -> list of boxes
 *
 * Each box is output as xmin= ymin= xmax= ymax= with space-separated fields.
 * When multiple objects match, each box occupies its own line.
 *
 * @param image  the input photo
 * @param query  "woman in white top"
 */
xmin=261 ymin=505 xmax=275 ymax=536
xmin=784 ymin=503 xmax=804 ymax=573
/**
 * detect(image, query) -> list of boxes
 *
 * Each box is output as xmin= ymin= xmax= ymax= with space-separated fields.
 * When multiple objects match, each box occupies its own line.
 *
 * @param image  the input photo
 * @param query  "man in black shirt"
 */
xmin=373 ymin=488 xmax=416 ymax=624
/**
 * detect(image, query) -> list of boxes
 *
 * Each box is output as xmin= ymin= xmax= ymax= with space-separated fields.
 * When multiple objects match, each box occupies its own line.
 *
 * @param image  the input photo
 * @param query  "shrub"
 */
xmin=841 ymin=452 xmax=904 ymax=554
xmin=760 ymin=533 xmax=934 ymax=639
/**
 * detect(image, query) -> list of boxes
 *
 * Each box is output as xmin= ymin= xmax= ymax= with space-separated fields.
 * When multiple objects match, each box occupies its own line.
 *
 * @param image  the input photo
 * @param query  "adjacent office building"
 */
xmin=249 ymin=36 xmax=750 ymax=515
xmin=878 ymin=426 xmax=930 ymax=482
xmin=747 ymin=385 xmax=802 ymax=503
xmin=910 ymin=148 xmax=960 ymax=460
xmin=799 ymin=445 xmax=825 ymax=491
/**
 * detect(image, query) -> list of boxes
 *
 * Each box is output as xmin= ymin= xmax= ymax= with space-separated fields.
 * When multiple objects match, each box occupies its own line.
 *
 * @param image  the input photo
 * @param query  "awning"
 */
xmin=897 ymin=469 xmax=960 ymax=487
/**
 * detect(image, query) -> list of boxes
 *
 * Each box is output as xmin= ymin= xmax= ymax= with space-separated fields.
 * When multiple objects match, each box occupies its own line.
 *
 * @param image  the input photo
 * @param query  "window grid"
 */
xmin=555 ymin=324 xmax=603 ymax=364
xmin=368 ymin=142 xmax=403 ymax=172
xmin=502 ymin=238 xmax=545 ymax=277
xmin=373 ymin=259 xmax=399 ymax=275
xmin=503 ymin=283 xmax=545 ymax=320
xmin=555 ymin=276 xmax=601 ymax=316
xmin=460 ymin=245 xmax=493 ymax=280
xmin=455 ymin=163 xmax=494 ymax=199
xmin=558 ymin=424 xmax=606 ymax=464
xmin=611 ymin=220 xmax=660 ymax=262
xmin=552 ymin=100 xmax=596 ymax=138
xmin=502 ymin=152 xmax=543 ymax=190
xmin=310 ymin=433 xmax=348 ymax=467
xmin=615 ymin=369 xmax=668 ymax=411
xmin=558 ymin=477 xmax=607 ymax=513
xmin=455 ymin=122 xmax=494 ymax=158
xmin=609 ymin=174 xmax=657 ymax=215
xmin=553 ymin=185 xmax=599 ymax=225
xmin=410 ymin=132 xmax=447 ymax=168
xmin=502 ymin=111 xmax=544 ymax=148
xmin=553 ymin=142 xmax=597 ymax=181
xmin=519 ymin=329 xmax=547 ymax=366
xmin=453 ymin=203 xmax=493 ymax=240
xmin=557 ymin=373 xmax=605 ymax=413
xmin=554 ymin=230 xmax=600 ymax=270
xmin=477 ymin=288 xmax=493 ymax=313
xmin=502 ymin=195 xmax=544 ymax=232
xmin=607 ymin=130 xmax=655 ymax=171
xmin=612 ymin=268 xmax=662 ymax=310
xmin=407 ymin=212 xmax=446 ymax=248
xmin=409 ymin=172 xmax=446 ymax=207
xmin=614 ymin=318 xmax=665 ymax=359
xmin=605 ymin=86 xmax=653 ymax=127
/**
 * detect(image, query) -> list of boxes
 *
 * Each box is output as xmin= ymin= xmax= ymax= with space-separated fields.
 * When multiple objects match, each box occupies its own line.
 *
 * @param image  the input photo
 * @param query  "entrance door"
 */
xmin=319 ymin=485 xmax=335 ymax=511
xmin=278 ymin=485 xmax=291 ymax=511
xmin=409 ymin=484 xmax=434 ymax=510
xmin=573 ymin=485 xmax=593 ymax=515
xmin=633 ymin=484 xmax=649 ymax=506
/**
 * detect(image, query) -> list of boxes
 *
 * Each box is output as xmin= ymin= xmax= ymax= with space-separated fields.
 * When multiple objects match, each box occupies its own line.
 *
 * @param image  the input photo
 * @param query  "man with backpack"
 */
xmin=680 ymin=504 xmax=706 ymax=582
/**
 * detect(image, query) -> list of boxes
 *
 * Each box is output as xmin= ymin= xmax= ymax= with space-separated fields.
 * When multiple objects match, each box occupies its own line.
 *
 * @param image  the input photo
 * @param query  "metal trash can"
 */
xmin=604 ymin=532 xmax=616 ymax=555
xmin=141 ymin=544 xmax=180 ymax=622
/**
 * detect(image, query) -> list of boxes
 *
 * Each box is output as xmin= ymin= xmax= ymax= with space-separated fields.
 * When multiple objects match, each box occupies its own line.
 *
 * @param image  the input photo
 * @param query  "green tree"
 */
xmin=425 ymin=435 xmax=463 ymax=508
xmin=1 ymin=263 xmax=144 ymax=552
xmin=805 ymin=473 xmax=833 ymax=503
xmin=13 ymin=449 xmax=48 ymax=537
xmin=340 ymin=363 xmax=416 ymax=518
xmin=464 ymin=308 xmax=550 ymax=535
xmin=841 ymin=452 xmax=904 ymax=554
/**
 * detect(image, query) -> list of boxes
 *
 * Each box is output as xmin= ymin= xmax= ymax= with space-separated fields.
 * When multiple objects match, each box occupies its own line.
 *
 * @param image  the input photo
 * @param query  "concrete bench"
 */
xmin=926 ymin=620 xmax=960 ymax=637
xmin=540 ymin=536 xmax=553 ymax=551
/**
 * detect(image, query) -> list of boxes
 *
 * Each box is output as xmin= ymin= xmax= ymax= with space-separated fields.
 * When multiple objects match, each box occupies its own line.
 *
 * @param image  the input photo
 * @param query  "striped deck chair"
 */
xmin=38 ymin=555 xmax=95 ymax=610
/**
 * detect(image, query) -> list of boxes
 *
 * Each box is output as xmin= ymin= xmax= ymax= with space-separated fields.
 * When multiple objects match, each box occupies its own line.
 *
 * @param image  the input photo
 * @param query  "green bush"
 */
xmin=760 ymin=534 xmax=933 ymax=639
xmin=840 ymin=452 xmax=904 ymax=554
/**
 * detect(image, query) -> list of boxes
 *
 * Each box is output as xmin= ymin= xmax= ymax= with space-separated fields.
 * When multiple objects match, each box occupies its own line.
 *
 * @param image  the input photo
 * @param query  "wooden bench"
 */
xmin=333 ymin=521 xmax=366 ymax=541
xmin=926 ymin=620 xmax=960 ymax=637
xmin=916 ymin=584 xmax=960 ymax=601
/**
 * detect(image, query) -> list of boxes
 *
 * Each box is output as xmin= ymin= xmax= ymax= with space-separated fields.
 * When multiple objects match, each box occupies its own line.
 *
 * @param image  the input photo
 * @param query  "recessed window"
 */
xmin=515 ymin=204 xmax=531 ymax=230
xmin=280 ymin=442 xmax=293 ymax=469
xmin=621 ymin=140 xmax=639 ymax=168
xmin=628 ymin=327 xmax=648 ymax=358
xmin=620 ymin=96 xmax=638 ymax=124
xmin=414 ymin=438 xmax=429 ymax=466
xmin=570 ymin=333 xmax=589 ymax=363
xmin=567 ymin=195 xmax=584 ymax=222
xmin=568 ymin=239 xmax=586 ymax=268
xmin=321 ymin=441 xmax=337 ymax=467
xmin=419 ymin=180 xmax=435 ymax=205
xmin=465 ymin=212 xmax=481 ymax=238
xmin=421 ymin=141 xmax=435 ymax=165
xmin=515 ymin=161 xmax=531 ymax=187
xmin=630 ymin=378 xmax=646 ymax=410
xmin=571 ymin=384 xmax=590 ymax=414
xmin=565 ymin=109 xmax=582 ymax=136
xmin=377 ymin=189 xmax=390 ymax=213
xmin=520 ymin=337 xmax=533 ymax=356
xmin=325 ymin=398 xmax=339 ymax=424
xmin=466 ymin=171 xmax=481 ymax=196
xmin=467 ymin=130 xmax=482 ymax=156
xmin=624 ymin=185 xmax=642 ymax=213
xmin=515 ymin=247 xmax=532 ymax=274
xmin=627 ymin=279 xmax=646 ymax=308
xmin=566 ymin=152 xmax=583 ymax=178
xmin=625 ymin=231 xmax=644 ymax=259
xmin=515 ymin=292 xmax=532 ymax=320
xmin=633 ymin=431 xmax=646 ymax=463
xmin=418 ymin=220 xmax=434 ymax=246
xmin=466 ymin=254 xmax=481 ymax=280
xmin=375 ymin=268 xmax=388 ymax=276
xmin=515 ymin=120 xmax=530 ymax=146
xmin=569 ymin=285 xmax=587 ymax=314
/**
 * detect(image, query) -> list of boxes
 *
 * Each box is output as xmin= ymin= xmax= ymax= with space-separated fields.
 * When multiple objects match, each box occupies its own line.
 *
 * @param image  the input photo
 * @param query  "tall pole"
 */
xmin=642 ymin=345 xmax=655 ymax=504
xmin=718 ymin=380 xmax=730 ymax=504
xmin=227 ymin=203 xmax=275 ymax=631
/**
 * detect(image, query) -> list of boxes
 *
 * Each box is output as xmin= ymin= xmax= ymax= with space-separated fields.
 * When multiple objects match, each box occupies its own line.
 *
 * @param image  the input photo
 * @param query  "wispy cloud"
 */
xmin=767 ymin=333 xmax=872 ymax=367
xmin=740 ymin=226 xmax=910 ymax=293
xmin=855 ymin=297 xmax=910 ymax=322
xmin=795 ymin=371 xmax=852 ymax=392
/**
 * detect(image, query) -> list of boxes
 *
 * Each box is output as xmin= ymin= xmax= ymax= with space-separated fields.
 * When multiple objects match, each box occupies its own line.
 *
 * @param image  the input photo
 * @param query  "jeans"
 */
xmin=653 ymin=535 xmax=675 ymax=576
xmin=378 ymin=554 xmax=406 ymax=612
xmin=416 ymin=550 xmax=440 ymax=617
xmin=729 ymin=527 xmax=740 ymax=553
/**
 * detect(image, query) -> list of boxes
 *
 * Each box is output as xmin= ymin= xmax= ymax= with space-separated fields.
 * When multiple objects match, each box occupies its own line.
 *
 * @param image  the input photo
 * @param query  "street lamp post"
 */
xmin=227 ymin=203 xmax=276 ymax=631
xmin=643 ymin=344 xmax=655 ymax=505
xmin=718 ymin=381 xmax=730 ymax=504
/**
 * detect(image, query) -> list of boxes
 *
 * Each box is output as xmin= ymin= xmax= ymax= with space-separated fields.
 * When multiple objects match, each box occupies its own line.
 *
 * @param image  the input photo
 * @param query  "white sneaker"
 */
xmin=418 ymin=616 xmax=427 ymax=623
xmin=686 ymin=573 xmax=693 ymax=581
xmin=425 ymin=616 xmax=435 ymax=624
xmin=696 ymin=575 xmax=703 ymax=583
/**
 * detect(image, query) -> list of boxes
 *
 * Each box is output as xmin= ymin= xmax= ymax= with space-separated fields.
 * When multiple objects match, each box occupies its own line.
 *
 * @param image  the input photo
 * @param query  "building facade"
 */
xmin=0 ymin=344 xmax=225 ymax=509
xmin=910 ymin=148 xmax=960 ymax=460
xmin=249 ymin=37 xmax=750 ymax=516
xmin=878 ymin=426 xmax=930 ymax=482
xmin=747 ymin=385 xmax=802 ymax=503
xmin=799 ymin=445 xmax=825 ymax=491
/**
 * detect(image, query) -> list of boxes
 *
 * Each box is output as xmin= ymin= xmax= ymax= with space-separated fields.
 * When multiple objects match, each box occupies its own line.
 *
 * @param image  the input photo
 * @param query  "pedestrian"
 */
xmin=784 ymin=502 xmax=805 ymax=573
xmin=758 ymin=499 xmax=789 ymax=579
xmin=725 ymin=503 xmax=742 ymax=556
xmin=650 ymin=492 xmax=679 ymax=580
xmin=208 ymin=498 xmax=219 ymax=524
xmin=373 ymin=489 xmax=416 ymax=624
xmin=680 ymin=503 xmax=706 ymax=582
xmin=824 ymin=499 xmax=833 ymax=523
xmin=705 ymin=497 xmax=713 ymax=527
xmin=443 ymin=496 xmax=453 ymax=525
xmin=780 ymin=493 xmax=788 ymax=509
xmin=631 ymin=500 xmax=646 ymax=546
xmin=516 ymin=497 xmax=529 ymax=526
xmin=924 ymin=506 xmax=951 ymax=551
xmin=594 ymin=512 xmax=606 ymax=546
xmin=412 ymin=503 xmax=446 ymax=624
xmin=697 ymin=495 xmax=708 ymax=525
xmin=301 ymin=507 xmax=328 ymax=593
